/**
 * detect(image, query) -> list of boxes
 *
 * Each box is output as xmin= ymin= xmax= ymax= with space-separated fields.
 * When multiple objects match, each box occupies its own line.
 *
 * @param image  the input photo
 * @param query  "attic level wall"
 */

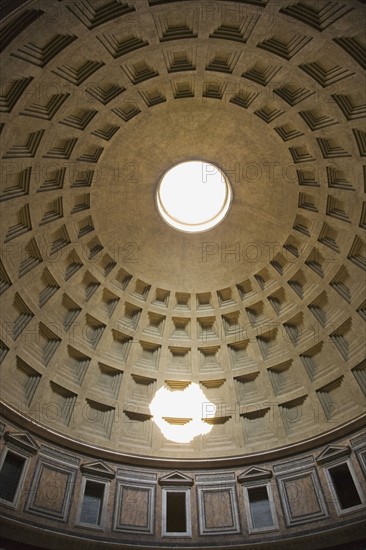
xmin=0 ymin=417 xmax=365 ymax=550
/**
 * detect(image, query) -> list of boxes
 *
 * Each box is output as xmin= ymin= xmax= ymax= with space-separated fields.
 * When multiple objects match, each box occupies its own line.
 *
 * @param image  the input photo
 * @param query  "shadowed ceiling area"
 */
xmin=0 ymin=0 xmax=365 ymax=463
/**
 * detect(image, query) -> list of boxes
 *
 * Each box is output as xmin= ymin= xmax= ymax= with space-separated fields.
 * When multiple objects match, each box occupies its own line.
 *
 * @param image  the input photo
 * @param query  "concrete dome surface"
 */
xmin=0 ymin=1 xmax=365 ymax=549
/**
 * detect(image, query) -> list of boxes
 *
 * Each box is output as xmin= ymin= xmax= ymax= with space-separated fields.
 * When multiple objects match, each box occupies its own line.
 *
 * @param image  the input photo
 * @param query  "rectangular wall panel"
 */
xmin=197 ymin=485 xmax=240 ymax=535
xmin=114 ymin=481 xmax=155 ymax=534
xmin=285 ymin=475 xmax=321 ymax=517
xmin=276 ymin=469 xmax=328 ymax=526
xmin=25 ymin=459 xmax=76 ymax=521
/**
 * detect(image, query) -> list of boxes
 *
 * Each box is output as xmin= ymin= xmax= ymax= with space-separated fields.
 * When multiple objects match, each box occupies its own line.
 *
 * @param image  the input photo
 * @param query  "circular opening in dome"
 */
xmin=156 ymin=161 xmax=232 ymax=233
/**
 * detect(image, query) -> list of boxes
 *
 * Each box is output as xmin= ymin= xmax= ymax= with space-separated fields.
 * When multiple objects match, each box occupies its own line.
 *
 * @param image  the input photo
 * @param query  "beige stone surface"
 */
xmin=0 ymin=0 xmax=365 ymax=461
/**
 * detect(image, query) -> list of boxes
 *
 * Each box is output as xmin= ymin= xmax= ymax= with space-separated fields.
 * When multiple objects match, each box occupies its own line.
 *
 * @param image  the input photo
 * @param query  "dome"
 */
xmin=0 ymin=1 xmax=365 ymax=549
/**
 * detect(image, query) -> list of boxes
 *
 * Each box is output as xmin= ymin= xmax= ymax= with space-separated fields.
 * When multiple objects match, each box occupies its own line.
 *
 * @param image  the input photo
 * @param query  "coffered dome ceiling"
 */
xmin=0 ymin=0 xmax=365 ymax=461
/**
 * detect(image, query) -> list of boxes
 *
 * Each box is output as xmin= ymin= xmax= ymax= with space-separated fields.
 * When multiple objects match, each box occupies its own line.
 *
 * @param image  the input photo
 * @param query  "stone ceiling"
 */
xmin=0 ymin=0 xmax=365 ymax=460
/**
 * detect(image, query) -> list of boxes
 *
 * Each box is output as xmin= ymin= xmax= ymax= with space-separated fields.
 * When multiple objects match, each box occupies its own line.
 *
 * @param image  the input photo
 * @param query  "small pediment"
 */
xmin=237 ymin=467 xmax=272 ymax=483
xmin=81 ymin=460 xmax=115 ymax=478
xmin=159 ymin=471 xmax=194 ymax=486
xmin=316 ymin=445 xmax=350 ymax=465
xmin=5 ymin=431 xmax=39 ymax=454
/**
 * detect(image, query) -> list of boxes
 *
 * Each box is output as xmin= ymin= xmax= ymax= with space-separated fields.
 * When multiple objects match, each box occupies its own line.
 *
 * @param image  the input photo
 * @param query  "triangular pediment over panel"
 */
xmin=237 ymin=467 xmax=272 ymax=483
xmin=5 ymin=431 xmax=39 ymax=454
xmin=159 ymin=471 xmax=194 ymax=486
xmin=81 ymin=460 xmax=116 ymax=478
xmin=316 ymin=445 xmax=351 ymax=465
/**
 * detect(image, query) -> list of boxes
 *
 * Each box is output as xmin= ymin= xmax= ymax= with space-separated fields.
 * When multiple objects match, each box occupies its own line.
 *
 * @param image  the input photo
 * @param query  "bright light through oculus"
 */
xmin=149 ymin=383 xmax=216 ymax=443
xmin=156 ymin=161 xmax=232 ymax=232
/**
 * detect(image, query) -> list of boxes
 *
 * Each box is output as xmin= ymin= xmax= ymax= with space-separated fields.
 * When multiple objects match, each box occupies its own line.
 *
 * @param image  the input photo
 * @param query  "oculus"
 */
xmin=156 ymin=161 xmax=232 ymax=233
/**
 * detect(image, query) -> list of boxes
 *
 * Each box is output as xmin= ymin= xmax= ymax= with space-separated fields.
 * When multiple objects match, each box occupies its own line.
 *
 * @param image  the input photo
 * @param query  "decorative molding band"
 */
xmin=1 ymin=402 xmax=365 ymax=469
